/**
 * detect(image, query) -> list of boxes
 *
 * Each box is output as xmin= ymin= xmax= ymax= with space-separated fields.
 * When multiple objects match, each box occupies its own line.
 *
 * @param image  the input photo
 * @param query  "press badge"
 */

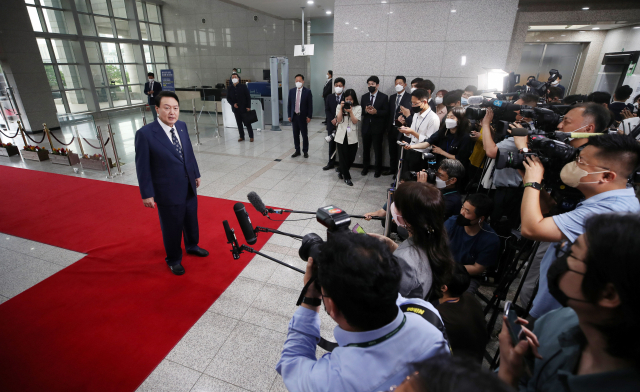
xmin=347 ymin=125 xmax=352 ymax=133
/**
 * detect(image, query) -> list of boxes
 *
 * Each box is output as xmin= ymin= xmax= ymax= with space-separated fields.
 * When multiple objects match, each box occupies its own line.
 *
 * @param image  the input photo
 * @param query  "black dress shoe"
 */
xmin=187 ymin=248 xmax=209 ymax=257
xmin=291 ymin=151 xmax=301 ymax=158
xmin=345 ymin=179 xmax=353 ymax=186
xmin=323 ymin=164 xmax=334 ymax=171
xmin=374 ymin=171 xmax=381 ymax=178
xmin=338 ymin=172 xmax=343 ymax=179
xmin=304 ymin=153 xmax=309 ymax=158
xmin=321 ymin=121 xmax=327 ymax=125
xmin=169 ymin=264 xmax=185 ymax=275
xmin=381 ymin=170 xmax=393 ymax=176
xmin=361 ymin=168 xmax=369 ymax=176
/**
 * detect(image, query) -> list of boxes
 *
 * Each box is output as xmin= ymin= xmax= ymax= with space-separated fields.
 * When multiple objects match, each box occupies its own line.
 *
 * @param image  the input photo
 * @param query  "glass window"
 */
xmin=152 ymin=45 xmax=166 ymax=63
xmin=105 ymin=64 xmax=123 ymax=85
xmin=25 ymin=0 xmax=36 ymax=4
xmin=90 ymin=65 xmax=107 ymax=86
xmin=78 ymin=13 xmax=97 ymax=36
xmin=85 ymin=41 xmax=102 ymax=63
xmin=128 ymin=85 xmax=143 ymax=104
xmin=94 ymin=16 xmax=113 ymax=37
xmin=42 ymin=9 xmax=75 ymax=34
xmin=96 ymin=87 xmax=110 ymax=109
xmin=110 ymin=86 xmax=128 ymax=106
xmin=52 ymin=91 xmax=65 ymax=113
xmin=37 ymin=38 xmax=52 ymax=63
xmin=146 ymin=3 xmax=159 ymax=23
xmin=100 ymin=42 xmax=118 ymax=63
xmin=44 ymin=65 xmax=59 ymax=89
xmin=50 ymin=39 xmax=77 ymax=63
xmin=74 ymin=0 xmax=88 ymax=13
xmin=143 ymin=44 xmax=151 ymax=63
xmin=27 ymin=6 xmax=43 ymax=32
xmin=136 ymin=2 xmax=146 ymax=20
xmin=119 ymin=43 xmax=136 ymax=63
xmin=139 ymin=22 xmax=148 ymax=40
xmin=146 ymin=63 xmax=155 ymax=76
xmin=58 ymin=65 xmax=82 ymax=89
xmin=123 ymin=64 xmax=141 ymax=84
xmin=115 ymin=19 xmax=131 ymax=39
xmin=111 ymin=0 xmax=127 ymax=19
xmin=66 ymin=90 xmax=89 ymax=113
xmin=149 ymin=24 xmax=162 ymax=41
xmin=156 ymin=63 xmax=168 ymax=73
xmin=89 ymin=0 xmax=109 ymax=16
xmin=40 ymin=0 xmax=63 ymax=8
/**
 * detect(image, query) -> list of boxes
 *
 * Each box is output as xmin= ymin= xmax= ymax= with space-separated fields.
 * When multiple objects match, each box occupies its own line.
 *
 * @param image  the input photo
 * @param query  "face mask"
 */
xmin=232 ymin=78 xmax=239 ymax=84
xmin=335 ymin=87 xmax=343 ymax=94
xmin=295 ymin=82 xmax=303 ymax=89
xmin=410 ymin=87 xmax=417 ymax=93
xmin=148 ymin=78 xmax=154 ymax=82
xmin=435 ymin=178 xmax=448 ymax=189
xmin=390 ymin=202 xmax=406 ymax=228
xmin=547 ymin=253 xmax=587 ymax=307
xmin=395 ymin=84 xmax=404 ymax=93
xmin=552 ymin=80 xmax=560 ymax=86
xmin=560 ymin=161 xmax=608 ymax=188
xmin=435 ymin=97 xmax=443 ymax=105
xmin=368 ymin=86 xmax=376 ymax=94
xmin=327 ymin=75 xmax=331 ymax=80
xmin=445 ymin=118 xmax=458 ymax=129
xmin=412 ymin=104 xmax=422 ymax=114
xmin=461 ymin=97 xmax=469 ymax=106
xmin=455 ymin=215 xmax=473 ymax=227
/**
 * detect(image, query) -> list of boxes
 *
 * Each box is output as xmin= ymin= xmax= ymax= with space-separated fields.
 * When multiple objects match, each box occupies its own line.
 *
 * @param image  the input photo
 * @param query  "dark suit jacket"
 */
xmin=388 ymin=91 xmax=413 ymax=129
xmin=361 ymin=91 xmax=389 ymax=135
xmin=325 ymin=93 xmax=345 ymax=131
xmin=556 ymin=84 xmax=566 ymax=98
xmin=135 ymin=120 xmax=201 ymax=206
xmin=288 ymin=87 xmax=313 ymax=119
xmin=143 ymin=81 xmax=163 ymax=105
xmin=227 ymin=83 xmax=251 ymax=113
xmin=428 ymin=99 xmax=437 ymax=113
xmin=322 ymin=79 xmax=332 ymax=100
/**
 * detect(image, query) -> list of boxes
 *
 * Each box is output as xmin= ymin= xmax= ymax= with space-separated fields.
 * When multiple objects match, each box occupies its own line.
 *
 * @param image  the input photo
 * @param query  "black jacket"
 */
xmin=227 ymin=83 xmax=251 ymax=113
xmin=388 ymin=91 xmax=413 ymax=130
xmin=143 ymin=80 xmax=163 ymax=105
xmin=361 ymin=91 xmax=389 ymax=135
xmin=322 ymin=79 xmax=332 ymax=100
xmin=325 ymin=93 xmax=345 ymax=132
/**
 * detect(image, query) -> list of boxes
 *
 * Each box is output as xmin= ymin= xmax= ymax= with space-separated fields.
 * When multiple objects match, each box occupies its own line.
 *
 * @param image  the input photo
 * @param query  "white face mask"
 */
xmin=445 ymin=118 xmax=458 ymax=129
xmin=435 ymin=177 xmax=448 ymax=189
xmin=395 ymin=84 xmax=404 ymax=93
xmin=335 ymin=87 xmax=343 ymax=94
xmin=410 ymin=87 xmax=417 ymax=93
xmin=390 ymin=202 xmax=406 ymax=228
xmin=295 ymin=82 xmax=303 ymax=89
xmin=552 ymin=80 xmax=560 ymax=86
xmin=435 ymin=97 xmax=443 ymax=105
xmin=148 ymin=78 xmax=154 ymax=83
xmin=231 ymin=78 xmax=239 ymax=84
xmin=560 ymin=161 xmax=609 ymax=188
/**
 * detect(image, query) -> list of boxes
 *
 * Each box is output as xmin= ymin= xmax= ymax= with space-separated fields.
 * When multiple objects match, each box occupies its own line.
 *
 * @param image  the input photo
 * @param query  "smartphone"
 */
xmin=504 ymin=301 xmax=524 ymax=346
xmin=352 ymin=223 xmax=367 ymax=234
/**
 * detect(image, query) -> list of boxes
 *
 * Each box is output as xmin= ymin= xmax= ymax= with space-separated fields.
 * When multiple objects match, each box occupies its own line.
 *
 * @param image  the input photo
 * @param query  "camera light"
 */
xmin=478 ymin=68 xmax=508 ymax=93
xmin=461 ymin=55 xmax=466 ymax=66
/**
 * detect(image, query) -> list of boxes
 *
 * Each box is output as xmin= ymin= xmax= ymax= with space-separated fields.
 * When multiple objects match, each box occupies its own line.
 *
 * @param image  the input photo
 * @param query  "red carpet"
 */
xmin=0 ymin=166 xmax=285 ymax=391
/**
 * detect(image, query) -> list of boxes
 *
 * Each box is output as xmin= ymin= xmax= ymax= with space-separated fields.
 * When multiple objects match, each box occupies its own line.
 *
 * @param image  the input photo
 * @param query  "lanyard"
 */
xmin=415 ymin=108 xmax=432 ymax=133
xmin=443 ymin=191 xmax=457 ymax=196
xmin=345 ymin=315 xmax=406 ymax=348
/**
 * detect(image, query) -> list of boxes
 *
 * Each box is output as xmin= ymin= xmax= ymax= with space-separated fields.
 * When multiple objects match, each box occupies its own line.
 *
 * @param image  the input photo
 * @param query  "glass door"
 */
xmin=516 ymin=43 xmax=583 ymax=94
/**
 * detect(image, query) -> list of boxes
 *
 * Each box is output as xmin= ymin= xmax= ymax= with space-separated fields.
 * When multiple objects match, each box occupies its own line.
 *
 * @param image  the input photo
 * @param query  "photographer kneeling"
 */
xmin=276 ymin=233 xmax=449 ymax=392
xmin=521 ymin=133 xmax=640 ymax=322
xmin=498 ymin=213 xmax=640 ymax=390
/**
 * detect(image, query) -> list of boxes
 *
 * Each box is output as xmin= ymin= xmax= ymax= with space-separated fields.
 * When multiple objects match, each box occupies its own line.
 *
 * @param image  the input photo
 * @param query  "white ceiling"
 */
xmin=224 ymin=0 xmax=336 ymax=20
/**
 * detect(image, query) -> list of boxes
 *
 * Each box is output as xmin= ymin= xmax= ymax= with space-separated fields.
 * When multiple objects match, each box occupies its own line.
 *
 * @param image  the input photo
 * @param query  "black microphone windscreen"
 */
xmin=234 ymin=202 xmax=257 ymax=245
xmin=222 ymin=220 xmax=236 ymax=244
xmin=510 ymin=128 xmax=529 ymax=137
xmin=247 ymin=191 xmax=267 ymax=215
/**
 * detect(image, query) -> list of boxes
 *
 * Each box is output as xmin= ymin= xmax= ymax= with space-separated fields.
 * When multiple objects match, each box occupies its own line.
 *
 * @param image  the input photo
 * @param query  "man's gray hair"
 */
xmin=439 ymin=159 xmax=465 ymax=179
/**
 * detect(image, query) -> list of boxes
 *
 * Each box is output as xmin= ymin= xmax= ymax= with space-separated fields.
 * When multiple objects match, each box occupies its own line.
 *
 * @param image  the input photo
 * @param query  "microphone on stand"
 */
xmin=247 ymin=191 xmax=286 ymax=215
xmin=234 ymin=202 xmax=257 ymax=245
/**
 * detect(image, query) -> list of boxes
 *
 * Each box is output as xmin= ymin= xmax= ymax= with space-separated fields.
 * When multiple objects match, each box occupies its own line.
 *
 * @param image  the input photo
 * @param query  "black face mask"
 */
xmin=412 ymin=105 xmax=422 ymax=114
xmin=368 ymin=86 xmax=376 ymax=94
xmin=456 ymin=215 xmax=473 ymax=227
xmin=547 ymin=253 xmax=588 ymax=307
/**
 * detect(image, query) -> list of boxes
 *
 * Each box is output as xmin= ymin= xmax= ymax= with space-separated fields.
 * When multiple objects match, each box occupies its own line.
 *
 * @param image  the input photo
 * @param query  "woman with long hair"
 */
xmin=370 ymin=181 xmax=455 ymax=300
xmin=334 ymin=89 xmax=361 ymax=186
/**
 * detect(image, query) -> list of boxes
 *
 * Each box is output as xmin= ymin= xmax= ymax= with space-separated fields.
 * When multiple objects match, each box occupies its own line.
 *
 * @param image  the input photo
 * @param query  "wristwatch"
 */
xmin=524 ymin=182 xmax=542 ymax=191
xmin=301 ymin=297 xmax=321 ymax=306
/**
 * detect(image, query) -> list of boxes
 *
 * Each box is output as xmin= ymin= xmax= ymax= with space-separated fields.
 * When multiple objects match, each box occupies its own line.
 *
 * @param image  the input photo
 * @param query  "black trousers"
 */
xmin=336 ymin=134 xmax=358 ymax=180
xmin=362 ymin=131 xmax=383 ymax=172
xmin=291 ymin=113 xmax=309 ymax=153
xmin=327 ymin=128 xmax=336 ymax=166
xmin=234 ymin=111 xmax=253 ymax=139
xmin=388 ymin=127 xmax=400 ymax=173
xmin=156 ymin=187 xmax=199 ymax=266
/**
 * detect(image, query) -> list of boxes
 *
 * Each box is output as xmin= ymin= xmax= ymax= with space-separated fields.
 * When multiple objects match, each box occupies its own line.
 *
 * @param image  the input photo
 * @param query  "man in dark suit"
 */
xmin=385 ymin=76 xmax=412 ymax=176
xmin=288 ymin=74 xmax=313 ymax=158
xmin=143 ymin=72 xmax=163 ymax=121
xmin=323 ymin=77 xmax=345 ymax=171
xmin=227 ymin=74 xmax=254 ymax=142
xmin=322 ymin=70 xmax=333 ymax=125
xmin=135 ymin=91 xmax=209 ymax=276
xmin=360 ymin=75 xmax=389 ymax=177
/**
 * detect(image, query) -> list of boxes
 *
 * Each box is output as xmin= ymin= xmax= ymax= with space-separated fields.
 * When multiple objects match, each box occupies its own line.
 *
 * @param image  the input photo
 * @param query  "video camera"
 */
xmin=526 ymin=69 xmax=560 ymax=98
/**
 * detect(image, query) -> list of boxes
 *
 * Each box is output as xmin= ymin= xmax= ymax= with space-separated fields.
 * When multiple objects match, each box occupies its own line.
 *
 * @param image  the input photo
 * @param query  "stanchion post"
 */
xmin=107 ymin=123 xmax=123 ymax=176
xmin=43 ymin=123 xmax=54 ymax=151
xmin=142 ymin=107 xmax=147 ymax=125
xmin=17 ymin=120 xmax=28 ymax=147
xmin=74 ymin=125 xmax=85 ymax=157
xmin=192 ymin=98 xmax=203 ymax=145
xmin=96 ymin=125 xmax=113 ymax=179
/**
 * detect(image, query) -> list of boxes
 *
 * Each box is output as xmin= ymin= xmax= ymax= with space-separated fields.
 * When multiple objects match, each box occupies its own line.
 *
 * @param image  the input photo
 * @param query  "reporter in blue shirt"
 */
xmin=276 ymin=233 xmax=449 ymax=392
xmin=521 ymin=133 xmax=640 ymax=321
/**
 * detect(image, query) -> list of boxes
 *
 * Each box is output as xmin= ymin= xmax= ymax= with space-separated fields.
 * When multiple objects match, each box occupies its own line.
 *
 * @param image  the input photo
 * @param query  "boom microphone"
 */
xmin=247 ymin=191 xmax=268 ymax=216
xmin=222 ymin=220 xmax=241 ymax=259
xmin=234 ymin=202 xmax=257 ymax=245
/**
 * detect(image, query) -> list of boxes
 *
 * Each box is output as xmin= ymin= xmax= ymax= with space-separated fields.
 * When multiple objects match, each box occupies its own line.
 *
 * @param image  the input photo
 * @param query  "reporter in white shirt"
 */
xmin=398 ymin=89 xmax=441 ymax=171
xmin=335 ymin=89 xmax=362 ymax=186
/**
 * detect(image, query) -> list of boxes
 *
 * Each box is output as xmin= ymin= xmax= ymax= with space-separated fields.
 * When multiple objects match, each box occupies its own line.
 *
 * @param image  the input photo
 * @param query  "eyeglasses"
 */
xmin=575 ymin=155 xmax=610 ymax=171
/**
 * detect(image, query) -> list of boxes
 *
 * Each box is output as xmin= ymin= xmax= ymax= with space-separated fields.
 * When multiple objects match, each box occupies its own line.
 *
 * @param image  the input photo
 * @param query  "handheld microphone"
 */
xmin=234 ymin=202 xmax=257 ymax=245
xmin=222 ymin=220 xmax=241 ymax=259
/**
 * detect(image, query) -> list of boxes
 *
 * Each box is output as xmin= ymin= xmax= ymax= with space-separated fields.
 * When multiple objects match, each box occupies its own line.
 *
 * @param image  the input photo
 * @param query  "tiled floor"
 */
xmin=0 ymin=112 xmax=390 ymax=391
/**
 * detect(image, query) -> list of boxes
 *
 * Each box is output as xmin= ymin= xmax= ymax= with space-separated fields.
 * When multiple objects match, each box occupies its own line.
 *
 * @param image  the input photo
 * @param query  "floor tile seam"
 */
xmin=220 ymin=160 xmax=281 ymax=198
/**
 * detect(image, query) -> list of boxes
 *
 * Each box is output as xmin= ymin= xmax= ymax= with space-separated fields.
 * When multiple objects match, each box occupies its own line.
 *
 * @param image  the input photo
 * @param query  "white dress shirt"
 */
xmin=409 ymin=108 xmax=440 ymax=152
xmin=158 ymin=118 xmax=182 ymax=147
